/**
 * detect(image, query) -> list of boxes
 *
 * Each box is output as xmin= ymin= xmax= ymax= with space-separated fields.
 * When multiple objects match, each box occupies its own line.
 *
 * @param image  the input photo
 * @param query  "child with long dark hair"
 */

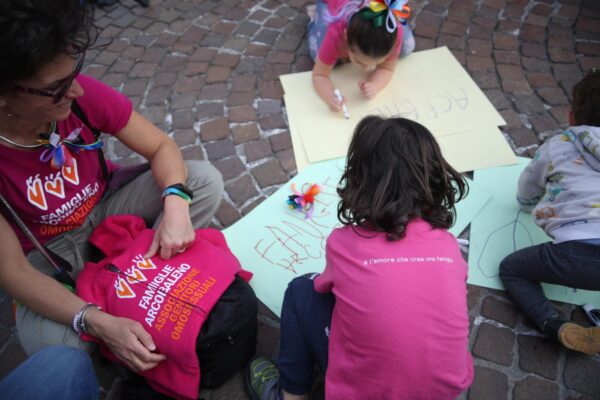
xmin=246 ymin=116 xmax=473 ymax=400
xmin=308 ymin=0 xmax=415 ymax=112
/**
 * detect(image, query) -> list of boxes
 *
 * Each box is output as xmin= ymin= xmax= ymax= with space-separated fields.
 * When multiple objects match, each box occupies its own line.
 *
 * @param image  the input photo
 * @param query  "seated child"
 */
xmin=308 ymin=0 xmax=415 ymax=112
xmin=499 ymin=69 xmax=600 ymax=355
xmin=246 ymin=116 xmax=474 ymax=400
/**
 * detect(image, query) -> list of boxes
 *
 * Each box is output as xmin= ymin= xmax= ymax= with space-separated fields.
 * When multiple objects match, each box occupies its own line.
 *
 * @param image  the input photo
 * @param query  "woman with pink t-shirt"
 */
xmin=246 ymin=116 xmax=474 ymax=400
xmin=0 ymin=0 xmax=223 ymax=375
xmin=308 ymin=0 xmax=415 ymax=113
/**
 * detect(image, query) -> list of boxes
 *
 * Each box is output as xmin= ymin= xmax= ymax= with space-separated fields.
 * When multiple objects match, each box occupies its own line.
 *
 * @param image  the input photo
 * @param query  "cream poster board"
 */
xmin=281 ymin=47 xmax=508 ymax=165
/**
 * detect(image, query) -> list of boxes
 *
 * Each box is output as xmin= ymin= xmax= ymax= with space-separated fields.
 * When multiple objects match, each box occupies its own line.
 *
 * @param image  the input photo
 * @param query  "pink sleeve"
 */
xmin=318 ymin=22 xmax=344 ymax=65
xmin=314 ymin=235 xmax=335 ymax=293
xmin=75 ymin=74 xmax=133 ymax=135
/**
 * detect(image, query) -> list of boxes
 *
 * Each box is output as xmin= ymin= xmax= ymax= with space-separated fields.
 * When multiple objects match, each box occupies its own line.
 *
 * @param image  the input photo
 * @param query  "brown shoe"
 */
xmin=558 ymin=322 xmax=600 ymax=355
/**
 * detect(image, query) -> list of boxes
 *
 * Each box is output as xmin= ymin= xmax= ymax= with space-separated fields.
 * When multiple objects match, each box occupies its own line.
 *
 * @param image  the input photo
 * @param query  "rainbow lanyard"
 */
xmin=38 ymin=126 xmax=103 ymax=169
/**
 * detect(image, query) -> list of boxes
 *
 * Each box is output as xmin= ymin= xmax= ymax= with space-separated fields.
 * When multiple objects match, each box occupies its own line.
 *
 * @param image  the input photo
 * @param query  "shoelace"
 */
xmin=255 ymin=362 xmax=279 ymax=384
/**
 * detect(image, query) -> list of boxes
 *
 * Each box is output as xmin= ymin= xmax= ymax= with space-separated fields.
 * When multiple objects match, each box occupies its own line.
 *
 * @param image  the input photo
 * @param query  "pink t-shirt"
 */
xmin=314 ymin=220 xmax=473 ymax=400
xmin=318 ymin=0 xmax=403 ymax=65
xmin=0 ymin=74 xmax=132 ymax=252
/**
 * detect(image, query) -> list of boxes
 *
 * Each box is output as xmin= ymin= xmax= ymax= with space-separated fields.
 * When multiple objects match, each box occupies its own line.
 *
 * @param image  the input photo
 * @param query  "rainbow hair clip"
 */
xmin=359 ymin=0 xmax=410 ymax=33
xmin=287 ymin=183 xmax=320 ymax=219
xmin=39 ymin=129 xmax=103 ymax=170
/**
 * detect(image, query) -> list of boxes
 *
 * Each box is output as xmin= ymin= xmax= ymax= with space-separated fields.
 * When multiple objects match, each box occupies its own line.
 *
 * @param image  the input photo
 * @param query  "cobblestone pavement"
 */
xmin=0 ymin=0 xmax=599 ymax=399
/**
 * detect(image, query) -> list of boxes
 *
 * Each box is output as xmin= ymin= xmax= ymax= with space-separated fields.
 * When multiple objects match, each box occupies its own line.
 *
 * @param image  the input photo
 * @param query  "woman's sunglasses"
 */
xmin=15 ymin=53 xmax=85 ymax=104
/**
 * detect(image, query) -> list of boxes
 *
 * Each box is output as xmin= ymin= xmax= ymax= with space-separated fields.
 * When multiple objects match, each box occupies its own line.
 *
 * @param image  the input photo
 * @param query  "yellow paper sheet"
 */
xmin=281 ymin=47 xmax=507 ymax=164
xmin=284 ymin=95 xmax=309 ymax=171
xmin=285 ymin=95 xmax=516 ymax=173
xmin=437 ymin=128 xmax=517 ymax=172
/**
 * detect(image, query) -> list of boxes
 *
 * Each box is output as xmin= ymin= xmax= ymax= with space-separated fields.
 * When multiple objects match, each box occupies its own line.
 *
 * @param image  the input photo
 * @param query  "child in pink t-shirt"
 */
xmin=308 ymin=0 xmax=415 ymax=113
xmin=246 ymin=116 xmax=474 ymax=400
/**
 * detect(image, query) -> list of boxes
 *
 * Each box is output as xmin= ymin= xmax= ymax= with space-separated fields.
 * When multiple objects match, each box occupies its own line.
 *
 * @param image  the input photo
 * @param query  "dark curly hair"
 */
xmin=0 ymin=0 xmax=97 ymax=92
xmin=571 ymin=68 xmax=600 ymax=127
xmin=346 ymin=11 xmax=397 ymax=58
xmin=337 ymin=116 xmax=468 ymax=241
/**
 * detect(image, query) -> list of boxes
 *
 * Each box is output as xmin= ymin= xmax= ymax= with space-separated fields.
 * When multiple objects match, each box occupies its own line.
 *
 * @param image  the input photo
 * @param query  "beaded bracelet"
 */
xmin=72 ymin=303 xmax=101 ymax=335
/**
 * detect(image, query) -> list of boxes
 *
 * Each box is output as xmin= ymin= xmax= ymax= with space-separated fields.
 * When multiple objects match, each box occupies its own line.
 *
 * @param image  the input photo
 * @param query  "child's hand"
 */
xmin=328 ymin=93 xmax=344 ymax=113
xmin=359 ymin=81 xmax=378 ymax=100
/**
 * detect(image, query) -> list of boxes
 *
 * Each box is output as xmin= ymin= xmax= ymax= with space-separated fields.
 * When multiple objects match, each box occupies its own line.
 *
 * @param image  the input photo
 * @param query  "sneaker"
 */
xmin=245 ymin=356 xmax=280 ymax=400
xmin=558 ymin=322 xmax=600 ymax=355
xmin=582 ymin=303 xmax=600 ymax=327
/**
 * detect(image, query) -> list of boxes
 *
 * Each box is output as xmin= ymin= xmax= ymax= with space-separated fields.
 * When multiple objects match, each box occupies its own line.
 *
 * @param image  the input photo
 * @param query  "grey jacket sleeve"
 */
xmin=517 ymin=144 xmax=549 ymax=213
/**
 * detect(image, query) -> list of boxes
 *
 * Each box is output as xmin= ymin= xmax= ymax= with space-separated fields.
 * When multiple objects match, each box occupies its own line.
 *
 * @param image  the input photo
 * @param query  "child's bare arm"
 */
xmin=359 ymin=58 xmax=396 ymax=99
xmin=312 ymin=59 xmax=343 ymax=112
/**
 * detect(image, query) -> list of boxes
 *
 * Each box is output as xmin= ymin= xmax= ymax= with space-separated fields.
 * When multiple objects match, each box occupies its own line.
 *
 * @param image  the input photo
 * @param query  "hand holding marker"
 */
xmin=333 ymin=89 xmax=350 ymax=119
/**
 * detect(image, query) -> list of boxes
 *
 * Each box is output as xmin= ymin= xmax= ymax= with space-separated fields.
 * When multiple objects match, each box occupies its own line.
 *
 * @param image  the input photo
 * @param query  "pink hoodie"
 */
xmin=76 ymin=215 xmax=250 ymax=399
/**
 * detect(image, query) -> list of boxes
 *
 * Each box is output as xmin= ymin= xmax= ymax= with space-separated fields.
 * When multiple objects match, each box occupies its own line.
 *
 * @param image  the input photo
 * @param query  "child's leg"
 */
xmin=278 ymin=274 xmax=333 ymax=395
xmin=499 ymin=240 xmax=600 ymax=329
xmin=307 ymin=0 xmax=329 ymax=61
xmin=246 ymin=275 xmax=333 ymax=400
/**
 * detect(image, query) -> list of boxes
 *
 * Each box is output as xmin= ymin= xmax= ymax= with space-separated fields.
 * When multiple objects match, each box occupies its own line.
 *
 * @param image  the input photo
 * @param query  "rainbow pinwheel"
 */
xmin=286 ymin=183 xmax=321 ymax=219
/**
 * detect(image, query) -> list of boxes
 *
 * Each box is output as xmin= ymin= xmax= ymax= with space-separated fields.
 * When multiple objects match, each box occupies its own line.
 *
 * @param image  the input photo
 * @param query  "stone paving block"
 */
xmin=215 ymin=200 xmax=242 ymax=227
xmin=229 ymin=106 xmax=257 ymax=123
xmin=509 ymin=128 xmax=539 ymax=148
xmin=197 ymin=103 xmax=226 ymax=121
xmin=173 ymin=129 xmax=197 ymax=147
xmin=472 ymin=323 xmax=515 ymax=366
xmin=481 ymin=296 xmax=519 ymax=328
xmin=277 ymin=148 xmax=297 ymax=173
xmin=484 ymin=89 xmax=512 ymax=111
xmin=205 ymin=139 xmax=236 ymax=161
xmin=530 ymin=113 xmax=561 ymax=134
xmin=468 ymin=365 xmax=509 ymax=400
xmin=514 ymin=94 xmax=547 ymax=114
xmin=172 ymin=109 xmax=195 ymax=130
xmin=213 ymin=156 xmax=247 ymax=182
xmin=564 ymin=353 xmax=600 ymax=397
xmin=225 ymin=175 xmax=260 ymax=207
xmin=201 ymin=118 xmax=230 ymax=142
xmin=252 ymin=160 xmax=289 ymax=188
xmin=513 ymin=376 xmax=559 ymax=400
xmin=232 ymin=123 xmax=261 ymax=144
xmin=180 ymin=145 xmax=205 ymax=161
xmin=269 ymin=131 xmax=292 ymax=152
xmin=245 ymin=139 xmax=273 ymax=163
xmin=517 ymin=334 xmax=561 ymax=380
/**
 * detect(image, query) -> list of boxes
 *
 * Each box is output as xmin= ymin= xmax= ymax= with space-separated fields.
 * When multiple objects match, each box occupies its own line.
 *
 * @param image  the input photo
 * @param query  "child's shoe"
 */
xmin=582 ymin=303 xmax=600 ymax=327
xmin=558 ymin=322 xmax=600 ymax=355
xmin=245 ymin=356 xmax=281 ymax=400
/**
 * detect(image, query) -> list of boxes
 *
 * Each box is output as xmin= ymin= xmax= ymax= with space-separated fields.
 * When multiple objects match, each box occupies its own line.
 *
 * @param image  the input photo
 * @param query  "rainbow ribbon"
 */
xmin=39 ymin=128 xmax=103 ymax=169
xmin=360 ymin=0 xmax=410 ymax=33
xmin=286 ymin=183 xmax=320 ymax=219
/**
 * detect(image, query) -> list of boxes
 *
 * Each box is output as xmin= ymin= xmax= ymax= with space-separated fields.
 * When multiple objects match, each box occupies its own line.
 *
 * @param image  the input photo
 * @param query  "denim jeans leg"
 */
xmin=0 ymin=345 xmax=99 ymax=400
xmin=278 ymin=275 xmax=334 ymax=395
xmin=499 ymin=241 xmax=600 ymax=329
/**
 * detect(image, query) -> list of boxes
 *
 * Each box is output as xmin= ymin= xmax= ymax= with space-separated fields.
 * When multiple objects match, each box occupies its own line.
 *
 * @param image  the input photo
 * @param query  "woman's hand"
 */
xmin=86 ymin=309 xmax=166 ymax=372
xmin=144 ymin=196 xmax=195 ymax=260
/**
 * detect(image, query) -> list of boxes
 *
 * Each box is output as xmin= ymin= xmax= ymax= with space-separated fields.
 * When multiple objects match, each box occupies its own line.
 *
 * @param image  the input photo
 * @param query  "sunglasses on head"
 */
xmin=15 ymin=53 xmax=85 ymax=104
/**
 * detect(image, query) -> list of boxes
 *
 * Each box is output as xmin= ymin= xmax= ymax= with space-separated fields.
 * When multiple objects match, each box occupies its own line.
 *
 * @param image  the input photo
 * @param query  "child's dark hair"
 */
xmin=337 ymin=116 xmax=467 ymax=241
xmin=571 ymin=69 xmax=600 ymax=126
xmin=346 ymin=12 xmax=397 ymax=58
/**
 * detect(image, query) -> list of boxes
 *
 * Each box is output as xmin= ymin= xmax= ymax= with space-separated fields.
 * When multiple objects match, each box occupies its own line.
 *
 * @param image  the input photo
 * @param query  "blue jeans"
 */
xmin=499 ymin=240 xmax=600 ymax=329
xmin=0 ymin=345 xmax=99 ymax=400
xmin=278 ymin=275 xmax=334 ymax=395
